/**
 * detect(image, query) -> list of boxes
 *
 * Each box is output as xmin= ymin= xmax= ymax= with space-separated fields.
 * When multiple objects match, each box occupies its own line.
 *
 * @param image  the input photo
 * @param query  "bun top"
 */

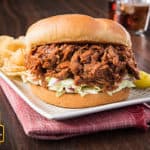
xmin=25 ymin=14 xmax=131 ymax=52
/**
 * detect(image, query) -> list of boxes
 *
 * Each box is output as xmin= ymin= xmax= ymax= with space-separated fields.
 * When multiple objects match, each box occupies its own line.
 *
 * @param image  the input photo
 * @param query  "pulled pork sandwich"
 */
xmin=24 ymin=14 xmax=139 ymax=108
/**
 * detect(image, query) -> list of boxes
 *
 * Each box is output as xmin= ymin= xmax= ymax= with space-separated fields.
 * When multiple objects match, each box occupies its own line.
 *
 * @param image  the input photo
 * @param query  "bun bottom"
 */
xmin=29 ymin=84 xmax=130 ymax=108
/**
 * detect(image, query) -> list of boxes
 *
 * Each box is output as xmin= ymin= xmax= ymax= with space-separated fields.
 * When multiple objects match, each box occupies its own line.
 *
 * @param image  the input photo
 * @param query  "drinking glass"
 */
xmin=120 ymin=0 xmax=150 ymax=35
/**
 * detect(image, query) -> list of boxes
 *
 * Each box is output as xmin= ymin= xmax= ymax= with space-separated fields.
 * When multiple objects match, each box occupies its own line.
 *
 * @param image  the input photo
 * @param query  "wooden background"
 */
xmin=0 ymin=0 xmax=150 ymax=150
xmin=0 ymin=0 xmax=108 ymax=37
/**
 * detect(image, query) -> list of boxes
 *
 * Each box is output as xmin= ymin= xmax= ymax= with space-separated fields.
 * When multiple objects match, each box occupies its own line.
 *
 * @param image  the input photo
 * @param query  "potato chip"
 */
xmin=0 ymin=36 xmax=14 ymax=57
xmin=0 ymin=64 xmax=25 ymax=75
xmin=0 ymin=55 xmax=3 ymax=67
xmin=10 ymin=49 xmax=25 ymax=66
xmin=0 ymin=35 xmax=26 ymax=77
xmin=0 ymin=36 xmax=14 ymax=52
xmin=0 ymin=35 xmax=14 ymax=45
xmin=7 ymin=39 xmax=26 ymax=51
xmin=0 ymin=69 xmax=25 ymax=76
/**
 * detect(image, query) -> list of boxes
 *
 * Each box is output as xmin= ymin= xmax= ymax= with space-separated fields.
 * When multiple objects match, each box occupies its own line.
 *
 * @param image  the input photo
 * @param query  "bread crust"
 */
xmin=29 ymin=84 xmax=130 ymax=108
xmin=25 ymin=14 xmax=131 ymax=53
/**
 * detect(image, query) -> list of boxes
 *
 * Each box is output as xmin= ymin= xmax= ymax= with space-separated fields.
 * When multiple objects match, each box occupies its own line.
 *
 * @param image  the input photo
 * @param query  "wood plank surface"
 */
xmin=0 ymin=0 xmax=150 ymax=149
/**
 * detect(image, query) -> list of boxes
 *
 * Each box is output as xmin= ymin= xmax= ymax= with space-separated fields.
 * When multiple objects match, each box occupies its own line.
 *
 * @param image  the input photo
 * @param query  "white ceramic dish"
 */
xmin=1 ymin=71 xmax=150 ymax=120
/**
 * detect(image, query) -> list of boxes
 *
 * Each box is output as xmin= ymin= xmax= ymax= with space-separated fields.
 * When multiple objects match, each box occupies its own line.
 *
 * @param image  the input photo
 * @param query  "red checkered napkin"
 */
xmin=0 ymin=78 xmax=150 ymax=140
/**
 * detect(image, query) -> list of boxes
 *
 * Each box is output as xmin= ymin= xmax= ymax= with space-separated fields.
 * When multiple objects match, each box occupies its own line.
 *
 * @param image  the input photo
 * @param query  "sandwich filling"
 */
xmin=25 ymin=43 xmax=139 ymax=95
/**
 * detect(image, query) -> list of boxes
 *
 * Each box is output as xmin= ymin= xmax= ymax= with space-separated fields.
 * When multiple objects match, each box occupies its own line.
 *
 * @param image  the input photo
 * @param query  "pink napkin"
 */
xmin=0 ymin=78 xmax=150 ymax=140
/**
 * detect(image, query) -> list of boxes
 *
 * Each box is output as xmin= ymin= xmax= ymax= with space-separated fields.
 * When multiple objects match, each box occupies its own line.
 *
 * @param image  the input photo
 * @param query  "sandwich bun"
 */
xmin=30 ymin=84 xmax=130 ymax=108
xmin=25 ymin=14 xmax=131 ymax=54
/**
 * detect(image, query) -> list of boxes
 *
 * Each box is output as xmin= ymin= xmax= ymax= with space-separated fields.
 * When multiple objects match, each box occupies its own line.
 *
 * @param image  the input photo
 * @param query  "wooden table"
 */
xmin=0 ymin=0 xmax=150 ymax=149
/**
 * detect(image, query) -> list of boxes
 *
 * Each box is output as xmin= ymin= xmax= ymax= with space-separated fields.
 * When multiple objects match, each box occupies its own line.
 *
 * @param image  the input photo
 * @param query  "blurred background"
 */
xmin=0 ymin=0 xmax=149 ymax=36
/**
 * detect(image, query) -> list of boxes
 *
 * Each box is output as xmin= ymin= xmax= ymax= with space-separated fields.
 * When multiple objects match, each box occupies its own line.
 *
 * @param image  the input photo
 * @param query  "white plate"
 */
xmin=1 ymin=71 xmax=150 ymax=120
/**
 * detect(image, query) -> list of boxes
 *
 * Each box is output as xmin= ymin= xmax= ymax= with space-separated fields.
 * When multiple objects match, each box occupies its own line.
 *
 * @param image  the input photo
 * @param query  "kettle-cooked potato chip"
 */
xmin=0 ymin=35 xmax=26 ymax=77
xmin=10 ymin=49 xmax=25 ymax=66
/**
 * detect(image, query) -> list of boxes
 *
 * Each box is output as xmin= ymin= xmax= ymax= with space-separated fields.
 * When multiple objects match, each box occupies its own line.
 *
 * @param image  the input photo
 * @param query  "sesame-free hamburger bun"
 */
xmin=25 ymin=14 xmax=138 ymax=108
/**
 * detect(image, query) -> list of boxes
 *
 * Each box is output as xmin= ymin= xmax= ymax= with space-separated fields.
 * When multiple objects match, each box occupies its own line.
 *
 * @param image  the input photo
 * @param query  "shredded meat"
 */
xmin=25 ymin=43 xmax=139 ymax=91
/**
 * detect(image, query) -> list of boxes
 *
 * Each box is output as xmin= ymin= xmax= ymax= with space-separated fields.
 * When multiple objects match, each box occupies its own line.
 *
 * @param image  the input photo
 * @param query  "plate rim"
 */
xmin=0 ymin=71 xmax=150 ymax=120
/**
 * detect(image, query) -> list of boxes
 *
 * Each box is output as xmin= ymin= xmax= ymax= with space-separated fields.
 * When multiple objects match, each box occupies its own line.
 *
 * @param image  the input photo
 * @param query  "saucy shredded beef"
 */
xmin=25 ymin=43 xmax=139 ymax=91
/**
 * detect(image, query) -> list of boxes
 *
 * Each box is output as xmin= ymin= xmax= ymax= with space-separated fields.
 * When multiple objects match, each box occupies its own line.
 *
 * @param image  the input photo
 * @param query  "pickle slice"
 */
xmin=134 ymin=71 xmax=150 ymax=88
